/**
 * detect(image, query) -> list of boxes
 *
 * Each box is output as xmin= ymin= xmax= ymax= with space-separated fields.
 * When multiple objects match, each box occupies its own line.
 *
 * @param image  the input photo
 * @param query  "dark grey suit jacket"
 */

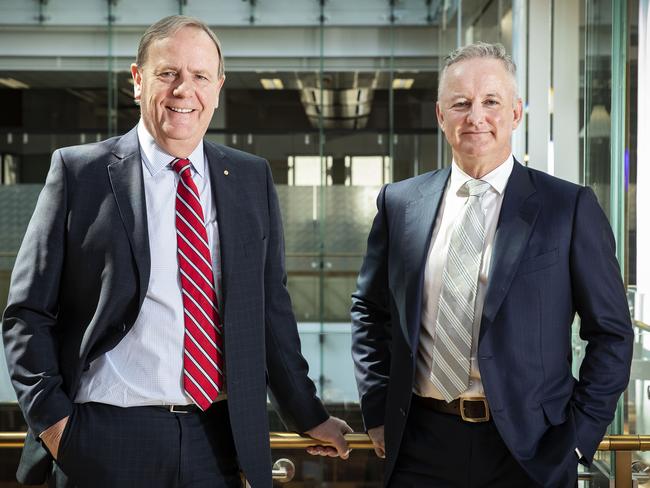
xmin=352 ymin=161 xmax=633 ymax=487
xmin=2 ymin=126 xmax=328 ymax=487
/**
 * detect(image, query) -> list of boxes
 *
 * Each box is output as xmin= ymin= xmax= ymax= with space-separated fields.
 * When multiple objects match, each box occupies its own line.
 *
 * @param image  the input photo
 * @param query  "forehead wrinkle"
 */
xmin=184 ymin=55 xmax=220 ymax=76
xmin=188 ymin=61 xmax=218 ymax=74
xmin=443 ymin=81 xmax=514 ymax=101
xmin=447 ymin=89 xmax=504 ymax=97
xmin=150 ymin=57 xmax=217 ymax=77
xmin=153 ymin=62 xmax=178 ymax=71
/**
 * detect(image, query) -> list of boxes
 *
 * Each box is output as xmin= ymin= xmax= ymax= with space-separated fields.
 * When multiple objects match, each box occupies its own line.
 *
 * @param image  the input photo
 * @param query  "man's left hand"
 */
xmin=305 ymin=416 xmax=353 ymax=459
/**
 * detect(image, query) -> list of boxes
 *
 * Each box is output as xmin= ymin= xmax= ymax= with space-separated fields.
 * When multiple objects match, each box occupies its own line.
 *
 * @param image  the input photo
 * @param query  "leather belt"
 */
xmin=164 ymin=404 xmax=201 ymax=414
xmin=414 ymin=395 xmax=491 ymax=423
xmin=161 ymin=393 xmax=228 ymax=414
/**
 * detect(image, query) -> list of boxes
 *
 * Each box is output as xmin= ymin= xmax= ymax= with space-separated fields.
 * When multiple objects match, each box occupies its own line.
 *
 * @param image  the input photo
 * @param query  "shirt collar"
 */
xmin=449 ymin=153 xmax=514 ymax=196
xmin=137 ymin=120 xmax=206 ymax=177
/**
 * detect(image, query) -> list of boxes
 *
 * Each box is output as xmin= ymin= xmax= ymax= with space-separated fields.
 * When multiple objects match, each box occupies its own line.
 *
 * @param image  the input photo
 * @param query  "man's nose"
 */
xmin=172 ymin=75 xmax=193 ymax=97
xmin=466 ymin=103 xmax=486 ymax=126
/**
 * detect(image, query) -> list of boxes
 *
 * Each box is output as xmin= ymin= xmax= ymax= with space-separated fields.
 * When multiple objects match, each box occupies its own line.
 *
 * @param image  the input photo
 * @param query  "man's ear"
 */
xmin=130 ymin=63 xmax=142 ymax=102
xmin=436 ymin=101 xmax=445 ymax=132
xmin=215 ymin=75 xmax=225 ymax=109
xmin=512 ymin=97 xmax=523 ymax=129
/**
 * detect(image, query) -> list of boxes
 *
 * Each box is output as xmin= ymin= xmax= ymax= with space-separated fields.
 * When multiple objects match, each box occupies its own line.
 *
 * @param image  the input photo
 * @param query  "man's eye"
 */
xmin=485 ymin=99 xmax=499 ymax=106
xmin=453 ymin=101 xmax=469 ymax=108
xmin=159 ymin=72 xmax=176 ymax=78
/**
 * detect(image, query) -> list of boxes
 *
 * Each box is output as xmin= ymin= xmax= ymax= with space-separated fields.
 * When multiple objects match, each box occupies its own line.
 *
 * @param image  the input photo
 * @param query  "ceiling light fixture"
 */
xmin=0 ymin=78 xmax=30 ymax=89
xmin=260 ymin=78 xmax=284 ymax=90
xmin=392 ymin=78 xmax=414 ymax=90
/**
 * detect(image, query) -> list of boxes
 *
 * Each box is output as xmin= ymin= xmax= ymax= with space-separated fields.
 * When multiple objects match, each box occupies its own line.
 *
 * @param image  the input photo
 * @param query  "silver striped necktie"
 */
xmin=430 ymin=179 xmax=491 ymax=402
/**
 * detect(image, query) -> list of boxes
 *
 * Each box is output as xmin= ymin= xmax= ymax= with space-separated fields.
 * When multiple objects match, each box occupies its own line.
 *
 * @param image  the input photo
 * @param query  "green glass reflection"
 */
xmin=107 ymin=1 xmax=118 ymax=137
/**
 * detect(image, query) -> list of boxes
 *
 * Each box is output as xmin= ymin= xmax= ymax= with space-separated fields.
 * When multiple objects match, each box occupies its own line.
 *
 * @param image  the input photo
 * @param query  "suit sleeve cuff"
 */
xmin=360 ymin=387 xmax=387 ymax=431
xmin=575 ymin=447 xmax=590 ymax=466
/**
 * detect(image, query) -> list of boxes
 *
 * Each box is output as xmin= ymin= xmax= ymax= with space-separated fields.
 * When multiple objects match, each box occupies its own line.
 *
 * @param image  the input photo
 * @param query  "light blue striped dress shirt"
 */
xmin=76 ymin=121 xmax=224 ymax=406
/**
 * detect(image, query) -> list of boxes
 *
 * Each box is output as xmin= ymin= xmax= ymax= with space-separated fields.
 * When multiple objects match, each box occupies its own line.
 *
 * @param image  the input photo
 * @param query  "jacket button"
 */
xmin=400 ymin=408 xmax=406 ymax=416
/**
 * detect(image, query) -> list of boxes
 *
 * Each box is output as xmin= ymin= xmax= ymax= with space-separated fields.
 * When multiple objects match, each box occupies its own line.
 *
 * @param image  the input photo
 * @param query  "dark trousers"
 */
xmin=49 ymin=401 xmax=242 ymax=488
xmin=389 ymin=396 xmax=578 ymax=488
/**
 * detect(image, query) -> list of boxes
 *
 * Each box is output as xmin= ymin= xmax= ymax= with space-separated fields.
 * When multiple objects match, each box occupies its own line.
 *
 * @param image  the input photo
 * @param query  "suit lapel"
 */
xmin=204 ymin=142 xmax=245 ymax=307
xmin=481 ymin=161 xmax=540 ymax=333
xmin=403 ymin=167 xmax=450 ymax=349
xmin=107 ymin=127 xmax=151 ymax=308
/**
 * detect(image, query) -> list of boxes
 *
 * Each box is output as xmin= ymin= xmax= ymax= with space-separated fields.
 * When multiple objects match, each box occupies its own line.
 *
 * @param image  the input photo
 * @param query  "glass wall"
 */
xmin=581 ymin=0 xmax=643 ymax=484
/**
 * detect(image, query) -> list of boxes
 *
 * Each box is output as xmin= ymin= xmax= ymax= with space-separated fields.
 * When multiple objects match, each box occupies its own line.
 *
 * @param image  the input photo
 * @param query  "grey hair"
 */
xmin=438 ymin=42 xmax=517 ymax=98
xmin=136 ymin=15 xmax=225 ymax=79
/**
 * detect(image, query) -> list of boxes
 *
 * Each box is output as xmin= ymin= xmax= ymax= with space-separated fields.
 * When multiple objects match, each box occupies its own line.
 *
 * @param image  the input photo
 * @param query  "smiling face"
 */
xmin=131 ymin=26 xmax=225 ymax=157
xmin=436 ymin=57 xmax=522 ymax=175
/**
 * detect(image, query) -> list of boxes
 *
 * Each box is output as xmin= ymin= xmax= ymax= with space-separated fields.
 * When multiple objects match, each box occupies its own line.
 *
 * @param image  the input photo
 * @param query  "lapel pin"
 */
xmin=224 ymin=170 xmax=229 ymax=176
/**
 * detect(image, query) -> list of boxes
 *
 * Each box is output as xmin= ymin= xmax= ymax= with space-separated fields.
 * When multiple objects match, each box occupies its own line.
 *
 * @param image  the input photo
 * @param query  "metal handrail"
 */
xmin=635 ymin=319 xmax=650 ymax=332
xmin=271 ymin=432 xmax=374 ymax=449
xmin=270 ymin=433 xmax=650 ymax=451
xmin=1 ymin=431 xmax=649 ymax=451
xmin=0 ymin=431 xmax=24 ymax=448
xmin=1 ymin=432 xmax=648 ymax=486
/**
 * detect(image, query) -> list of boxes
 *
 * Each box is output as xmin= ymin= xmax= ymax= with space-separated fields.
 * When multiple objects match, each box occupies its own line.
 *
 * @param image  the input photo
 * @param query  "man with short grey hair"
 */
xmin=352 ymin=42 xmax=632 ymax=487
xmin=437 ymin=42 xmax=518 ymax=97
xmin=3 ymin=15 xmax=350 ymax=488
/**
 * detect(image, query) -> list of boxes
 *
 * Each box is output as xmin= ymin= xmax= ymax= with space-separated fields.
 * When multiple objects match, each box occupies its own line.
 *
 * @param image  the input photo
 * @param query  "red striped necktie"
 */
xmin=172 ymin=158 xmax=223 ymax=410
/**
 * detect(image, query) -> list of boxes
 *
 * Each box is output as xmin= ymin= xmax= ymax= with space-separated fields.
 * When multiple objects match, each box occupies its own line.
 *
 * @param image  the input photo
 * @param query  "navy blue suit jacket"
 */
xmin=351 ymin=160 xmax=633 ymax=487
xmin=3 ymin=127 xmax=328 ymax=487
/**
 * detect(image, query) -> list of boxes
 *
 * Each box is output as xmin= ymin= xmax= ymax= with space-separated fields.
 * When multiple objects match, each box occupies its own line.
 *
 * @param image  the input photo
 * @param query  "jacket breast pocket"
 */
xmin=516 ymin=248 xmax=559 ymax=276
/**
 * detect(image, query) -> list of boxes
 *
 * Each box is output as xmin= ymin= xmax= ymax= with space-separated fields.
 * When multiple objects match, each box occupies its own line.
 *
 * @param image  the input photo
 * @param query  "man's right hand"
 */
xmin=39 ymin=416 xmax=69 ymax=460
xmin=368 ymin=425 xmax=385 ymax=459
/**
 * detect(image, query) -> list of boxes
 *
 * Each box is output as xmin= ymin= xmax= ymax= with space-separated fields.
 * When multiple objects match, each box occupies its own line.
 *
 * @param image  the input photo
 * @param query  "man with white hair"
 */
xmin=351 ymin=42 xmax=632 ymax=487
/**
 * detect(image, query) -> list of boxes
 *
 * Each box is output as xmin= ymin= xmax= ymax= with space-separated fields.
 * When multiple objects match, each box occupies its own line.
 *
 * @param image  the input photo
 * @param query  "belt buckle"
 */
xmin=169 ymin=405 xmax=192 ymax=414
xmin=459 ymin=397 xmax=490 ymax=423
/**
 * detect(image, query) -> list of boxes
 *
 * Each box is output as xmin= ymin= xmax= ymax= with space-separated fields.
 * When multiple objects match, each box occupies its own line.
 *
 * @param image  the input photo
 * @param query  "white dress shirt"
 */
xmin=414 ymin=155 xmax=514 ymax=400
xmin=75 ymin=121 xmax=224 ymax=406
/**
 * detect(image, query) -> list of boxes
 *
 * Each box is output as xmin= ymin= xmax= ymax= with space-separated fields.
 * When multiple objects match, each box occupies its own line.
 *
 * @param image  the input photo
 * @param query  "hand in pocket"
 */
xmin=40 ymin=416 xmax=70 ymax=460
